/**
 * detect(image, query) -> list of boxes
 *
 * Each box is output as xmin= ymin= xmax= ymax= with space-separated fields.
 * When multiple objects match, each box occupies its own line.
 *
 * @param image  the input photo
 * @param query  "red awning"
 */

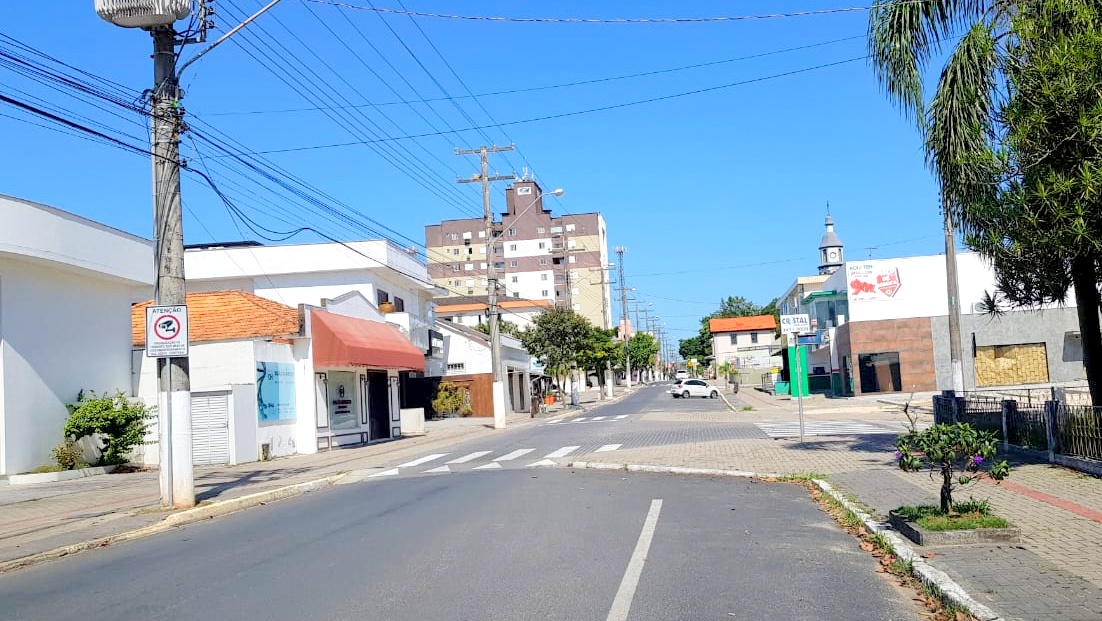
xmin=311 ymin=310 xmax=426 ymax=372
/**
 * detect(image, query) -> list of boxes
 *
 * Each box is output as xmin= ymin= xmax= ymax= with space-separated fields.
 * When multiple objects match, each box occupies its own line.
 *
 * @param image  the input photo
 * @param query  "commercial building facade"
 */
xmin=425 ymin=179 xmax=612 ymax=328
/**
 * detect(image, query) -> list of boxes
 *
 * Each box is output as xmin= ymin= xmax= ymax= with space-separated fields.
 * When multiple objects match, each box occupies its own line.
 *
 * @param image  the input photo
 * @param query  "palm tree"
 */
xmin=869 ymin=0 xmax=1102 ymax=406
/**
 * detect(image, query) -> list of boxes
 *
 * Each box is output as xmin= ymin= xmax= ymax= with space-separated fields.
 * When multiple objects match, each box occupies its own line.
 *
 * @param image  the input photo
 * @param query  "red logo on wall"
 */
xmin=848 ymin=266 xmax=902 ymax=300
xmin=875 ymin=268 xmax=902 ymax=298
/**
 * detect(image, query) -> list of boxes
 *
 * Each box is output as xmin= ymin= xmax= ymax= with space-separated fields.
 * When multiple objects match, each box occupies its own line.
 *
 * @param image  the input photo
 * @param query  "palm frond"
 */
xmin=868 ymin=0 xmax=990 ymax=126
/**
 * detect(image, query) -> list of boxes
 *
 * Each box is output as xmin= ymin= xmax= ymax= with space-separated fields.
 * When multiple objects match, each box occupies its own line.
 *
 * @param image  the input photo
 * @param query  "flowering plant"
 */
xmin=895 ymin=423 xmax=1011 ymax=514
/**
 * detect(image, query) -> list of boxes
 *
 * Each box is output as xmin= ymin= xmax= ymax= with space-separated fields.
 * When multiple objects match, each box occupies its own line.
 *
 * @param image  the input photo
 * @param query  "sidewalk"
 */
xmin=571 ymin=393 xmax=1102 ymax=621
xmin=0 ymin=411 xmax=536 ymax=567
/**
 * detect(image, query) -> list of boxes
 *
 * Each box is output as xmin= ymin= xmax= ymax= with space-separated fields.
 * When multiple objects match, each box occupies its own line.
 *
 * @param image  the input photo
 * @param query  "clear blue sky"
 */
xmin=1 ymin=1 xmax=946 ymax=347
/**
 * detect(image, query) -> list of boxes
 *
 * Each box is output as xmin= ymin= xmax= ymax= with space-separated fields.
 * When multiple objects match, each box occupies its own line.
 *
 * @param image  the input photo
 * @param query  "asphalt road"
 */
xmin=0 ymin=386 xmax=920 ymax=620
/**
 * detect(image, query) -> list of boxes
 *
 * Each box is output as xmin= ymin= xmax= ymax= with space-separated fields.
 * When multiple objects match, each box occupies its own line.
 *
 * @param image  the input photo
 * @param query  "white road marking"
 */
xmin=424 ymin=465 xmax=451 ymax=473
xmin=546 ymin=419 xmax=561 ymax=424
xmin=368 ymin=468 xmax=399 ymax=478
xmin=591 ymin=416 xmax=607 ymax=421
xmin=473 ymin=462 xmax=502 ymax=470
xmin=397 ymin=454 xmax=448 ymax=468
xmin=754 ymin=421 xmax=898 ymax=439
xmin=446 ymin=451 xmax=492 ymax=464
xmin=493 ymin=449 xmax=534 ymax=462
xmin=525 ymin=459 xmax=557 ymax=468
xmin=614 ymin=415 xmax=628 ymax=420
xmin=595 ymin=444 xmax=622 ymax=453
xmin=606 ymin=499 xmax=664 ymax=621
xmin=574 ymin=417 xmax=591 ymax=422
xmin=544 ymin=446 xmax=580 ymax=459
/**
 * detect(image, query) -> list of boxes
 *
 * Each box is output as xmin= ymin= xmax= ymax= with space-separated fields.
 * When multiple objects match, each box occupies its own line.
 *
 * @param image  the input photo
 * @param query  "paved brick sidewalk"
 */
xmin=572 ymin=426 xmax=1102 ymax=621
xmin=0 ymin=412 xmax=535 ymax=565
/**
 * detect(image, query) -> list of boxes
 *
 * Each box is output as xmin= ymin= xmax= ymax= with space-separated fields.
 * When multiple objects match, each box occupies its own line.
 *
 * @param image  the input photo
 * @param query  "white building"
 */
xmin=0 ymin=195 xmax=151 ymax=475
xmin=184 ymin=240 xmax=439 ymax=355
xmin=434 ymin=298 xmax=552 ymax=331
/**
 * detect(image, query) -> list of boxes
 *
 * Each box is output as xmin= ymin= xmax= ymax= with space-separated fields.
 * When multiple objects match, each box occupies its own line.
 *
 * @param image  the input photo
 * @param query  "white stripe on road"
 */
xmin=525 ymin=459 xmax=557 ymax=468
xmin=591 ymin=416 xmax=607 ymax=421
xmin=493 ymin=449 xmax=534 ymax=462
xmin=614 ymin=415 xmax=628 ymax=420
xmin=544 ymin=446 xmax=580 ymax=459
xmin=473 ymin=462 xmax=502 ymax=470
xmin=446 ymin=451 xmax=492 ymax=464
xmin=606 ymin=499 xmax=664 ymax=621
xmin=424 ymin=465 xmax=451 ymax=473
xmin=546 ymin=419 xmax=561 ymax=424
xmin=368 ymin=468 xmax=399 ymax=478
xmin=397 ymin=454 xmax=448 ymax=468
xmin=595 ymin=444 xmax=622 ymax=453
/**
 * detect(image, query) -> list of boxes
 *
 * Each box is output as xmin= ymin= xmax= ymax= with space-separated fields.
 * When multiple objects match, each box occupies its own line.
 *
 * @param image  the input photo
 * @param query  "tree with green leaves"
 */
xmin=870 ymin=0 xmax=1102 ymax=405
xmin=626 ymin=332 xmax=660 ymax=373
xmin=519 ymin=307 xmax=594 ymax=394
xmin=678 ymin=296 xmax=776 ymax=363
xmin=577 ymin=327 xmax=623 ymax=392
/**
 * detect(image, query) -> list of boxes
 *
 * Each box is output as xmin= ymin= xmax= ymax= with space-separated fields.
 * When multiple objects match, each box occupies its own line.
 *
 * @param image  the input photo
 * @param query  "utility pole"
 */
xmin=150 ymin=26 xmax=194 ymax=509
xmin=943 ymin=198 xmax=965 ymax=393
xmin=457 ymin=145 xmax=515 ymax=429
xmin=616 ymin=246 xmax=631 ymax=389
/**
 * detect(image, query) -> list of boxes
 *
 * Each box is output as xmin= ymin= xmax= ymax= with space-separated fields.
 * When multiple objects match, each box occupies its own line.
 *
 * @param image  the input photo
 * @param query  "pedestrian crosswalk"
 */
xmin=367 ymin=444 xmax=617 ymax=478
xmin=546 ymin=414 xmax=629 ymax=425
xmin=754 ymin=420 xmax=905 ymax=439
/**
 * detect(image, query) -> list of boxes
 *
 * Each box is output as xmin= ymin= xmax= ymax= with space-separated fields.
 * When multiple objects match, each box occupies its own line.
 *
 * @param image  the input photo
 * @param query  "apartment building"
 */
xmin=425 ymin=179 xmax=612 ymax=328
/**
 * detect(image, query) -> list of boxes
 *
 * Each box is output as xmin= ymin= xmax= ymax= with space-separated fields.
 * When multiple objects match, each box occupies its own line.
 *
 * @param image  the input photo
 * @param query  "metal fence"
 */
xmin=1052 ymin=405 xmax=1102 ymax=461
xmin=933 ymin=391 xmax=1102 ymax=471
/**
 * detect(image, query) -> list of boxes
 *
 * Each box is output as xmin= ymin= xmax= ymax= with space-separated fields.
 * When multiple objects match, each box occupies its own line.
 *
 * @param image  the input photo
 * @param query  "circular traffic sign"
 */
xmin=153 ymin=314 xmax=182 ymax=341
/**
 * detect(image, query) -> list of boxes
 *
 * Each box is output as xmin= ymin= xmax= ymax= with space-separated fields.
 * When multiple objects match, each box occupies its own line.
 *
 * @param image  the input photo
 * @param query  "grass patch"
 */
xmin=30 ymin=464 xmax=64 ymax=473
xmin=740 ymin=405 xmax=754 ymax=411
xmin=775 ymin=472 xmax=827 ymax=483
xmin=896 ymin=502 xmax=1010 ymax=531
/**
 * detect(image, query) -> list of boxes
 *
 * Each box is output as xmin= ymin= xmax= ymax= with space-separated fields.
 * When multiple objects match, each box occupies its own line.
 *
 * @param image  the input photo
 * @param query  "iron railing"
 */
xmin=1052 ymin=405 xmax=1102 ymax=461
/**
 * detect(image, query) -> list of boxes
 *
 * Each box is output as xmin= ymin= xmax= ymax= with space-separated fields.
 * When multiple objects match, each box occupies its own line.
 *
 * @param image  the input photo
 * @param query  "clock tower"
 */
xmin=818 ymin=213 xmax=844 ymax=275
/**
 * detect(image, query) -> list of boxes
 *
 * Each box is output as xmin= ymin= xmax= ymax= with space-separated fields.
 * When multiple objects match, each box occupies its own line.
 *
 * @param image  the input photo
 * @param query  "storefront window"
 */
xmin=327 ymin=371 xmax=358 ymax=430
xmin=858 ymin=352 xmax=902 ymax=393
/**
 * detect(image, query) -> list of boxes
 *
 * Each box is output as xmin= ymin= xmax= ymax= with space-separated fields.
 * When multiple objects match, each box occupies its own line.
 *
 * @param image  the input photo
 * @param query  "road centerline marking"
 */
xmin=606 ymin=499 xmax=664 ymax=621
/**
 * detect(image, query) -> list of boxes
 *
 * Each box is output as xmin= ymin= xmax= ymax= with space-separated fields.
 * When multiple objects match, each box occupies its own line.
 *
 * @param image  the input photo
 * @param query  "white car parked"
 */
xmin=670 ymin=379 xmax=719 ymax=399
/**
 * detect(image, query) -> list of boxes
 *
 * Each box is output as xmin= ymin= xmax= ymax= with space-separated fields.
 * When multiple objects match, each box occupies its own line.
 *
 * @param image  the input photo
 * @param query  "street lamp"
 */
xmin=487 ymin=187 xmax=563 ymax=429
xmin=95 ymin=0 xmax=285 ymax=509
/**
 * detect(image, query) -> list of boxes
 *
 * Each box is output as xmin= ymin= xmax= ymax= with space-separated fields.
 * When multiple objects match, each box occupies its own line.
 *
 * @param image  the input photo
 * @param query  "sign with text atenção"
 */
xmin=145 ymin=305 xmax=189 ymax=357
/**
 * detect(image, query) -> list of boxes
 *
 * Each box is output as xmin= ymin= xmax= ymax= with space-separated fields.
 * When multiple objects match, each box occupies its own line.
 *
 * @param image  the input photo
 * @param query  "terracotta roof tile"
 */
xmin=708 ymin=315 xmax=777 ymax=334
xmin=133 ymin=290 xmax=301 ymax=346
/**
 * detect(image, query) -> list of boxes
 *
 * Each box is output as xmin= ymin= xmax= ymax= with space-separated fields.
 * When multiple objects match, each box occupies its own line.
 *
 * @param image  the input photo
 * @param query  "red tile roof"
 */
xmin=133 ymin=290 xmax=301 ymax=346
xmin=708 ymin=315 xmax=777 ymax=334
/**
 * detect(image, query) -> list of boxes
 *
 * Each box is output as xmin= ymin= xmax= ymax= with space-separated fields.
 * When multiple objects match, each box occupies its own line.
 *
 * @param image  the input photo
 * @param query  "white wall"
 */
xmin=842 ymin=252 xmax=1072 ymax=323
xmin=506 ymin=270 xmax=555 ymax=301
xmin=1 ymin=259 xmax=144 ymax=475
xmin=254 ymin=339 xmax=314 ymax=460
xmin=441 ymin=329 xmax=491 ymax=375
xmin=503 ymin=238 xmax=551 ymax=259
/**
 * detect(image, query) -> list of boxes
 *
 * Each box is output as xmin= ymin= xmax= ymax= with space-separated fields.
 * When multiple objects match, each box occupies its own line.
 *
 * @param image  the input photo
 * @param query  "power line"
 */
xmin=303 ymin=0 xmax=907 ymax=23
xmin=203 ymin=34 xmax=866 ymax=116
xmin=219 ymin=55 xmax=868 ymax=156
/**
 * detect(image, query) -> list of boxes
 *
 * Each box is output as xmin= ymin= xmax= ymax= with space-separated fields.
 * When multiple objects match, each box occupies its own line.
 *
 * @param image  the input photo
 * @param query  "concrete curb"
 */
xmin=811 ymin=479 xmax=1005 ymax=621
xmin=570 ymin=461 xmax=768 ymax=479
xmin=9 ymin=465 xmax=118 ymax=485
xmin=0 ymin=472 xmax=347 ymax=575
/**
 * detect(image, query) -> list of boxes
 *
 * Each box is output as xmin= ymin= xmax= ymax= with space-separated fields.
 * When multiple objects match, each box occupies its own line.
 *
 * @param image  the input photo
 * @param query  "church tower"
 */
xmin=818 ymin=213 xmax=844 ymax=275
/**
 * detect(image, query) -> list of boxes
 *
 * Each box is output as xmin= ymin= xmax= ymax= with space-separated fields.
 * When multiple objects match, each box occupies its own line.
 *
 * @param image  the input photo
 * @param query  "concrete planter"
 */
xmin=10 ymin=465 xmax=118 ymax=485
xmin=889 ymin=510 xmax=1021 ymax=546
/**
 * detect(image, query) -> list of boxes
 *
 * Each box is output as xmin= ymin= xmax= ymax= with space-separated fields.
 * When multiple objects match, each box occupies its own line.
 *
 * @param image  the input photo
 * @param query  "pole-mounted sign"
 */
xmin=145 ymin=305 xmax=189 ymax=357
xmin=779 ymin=313 xmax=811 ymax=335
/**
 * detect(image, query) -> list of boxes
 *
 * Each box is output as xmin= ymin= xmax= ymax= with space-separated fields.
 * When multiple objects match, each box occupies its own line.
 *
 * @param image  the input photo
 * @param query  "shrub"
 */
xmin=64 ymin=390 xmax=154 ymax=466
xmin=431 ymin=382 xmax=471 ymax=418
xmin=51 ymin=438 xmax=85 ymax=470
xmin=896 ymin=422 xmax=1011 ymax=514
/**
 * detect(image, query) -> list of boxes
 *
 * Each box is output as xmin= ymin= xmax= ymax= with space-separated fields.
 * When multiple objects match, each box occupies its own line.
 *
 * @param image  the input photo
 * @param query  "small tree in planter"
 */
xmin=431 ymin=382 xmax=471 ymax=418
xmin=64 ymin=390 xmax=154 ymax=466
xmin=896 ymin=423 xmax=1011 ymax=514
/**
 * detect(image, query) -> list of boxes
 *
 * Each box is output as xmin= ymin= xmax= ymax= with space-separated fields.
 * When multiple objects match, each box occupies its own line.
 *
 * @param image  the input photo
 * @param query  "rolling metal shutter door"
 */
xmin=192 ymin=392 xmax=230 ymax=465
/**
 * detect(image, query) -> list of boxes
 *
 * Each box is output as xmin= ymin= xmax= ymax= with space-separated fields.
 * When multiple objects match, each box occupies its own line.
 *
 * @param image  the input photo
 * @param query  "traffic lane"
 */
xmin=0 ymin=470 xmax=640 ymax=621
xmin=628 ymin=476 xmax=918 ymax=621
xmin=0 ymin=469 xmax=919 ymax=621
